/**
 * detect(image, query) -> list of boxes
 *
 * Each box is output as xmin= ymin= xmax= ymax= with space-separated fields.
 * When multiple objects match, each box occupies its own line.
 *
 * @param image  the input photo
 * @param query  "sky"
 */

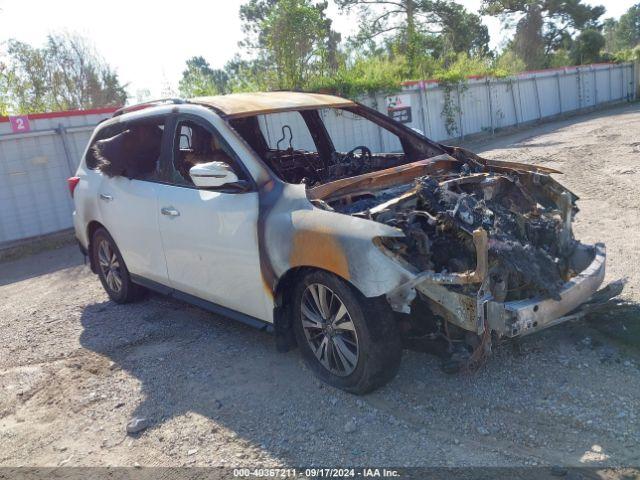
xmin=0 ymin=0 xmax=636 ymax=100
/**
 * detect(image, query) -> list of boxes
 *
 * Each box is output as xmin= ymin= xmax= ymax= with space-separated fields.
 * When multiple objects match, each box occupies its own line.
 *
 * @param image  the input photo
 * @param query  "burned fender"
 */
xmin=258 ymin=182 xmax=412 ymax=299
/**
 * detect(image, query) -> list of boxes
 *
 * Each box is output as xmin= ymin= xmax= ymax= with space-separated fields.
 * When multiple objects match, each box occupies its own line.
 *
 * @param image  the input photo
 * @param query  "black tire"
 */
xmin=91 ymin=227 xmax=145 ymax=304
xmin=292 ymin=270 xmax=402 ymax=394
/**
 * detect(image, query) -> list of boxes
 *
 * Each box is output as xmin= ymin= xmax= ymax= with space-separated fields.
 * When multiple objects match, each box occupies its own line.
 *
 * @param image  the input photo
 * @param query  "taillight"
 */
xmin=67 ymin=177 xmax=80 ymax=198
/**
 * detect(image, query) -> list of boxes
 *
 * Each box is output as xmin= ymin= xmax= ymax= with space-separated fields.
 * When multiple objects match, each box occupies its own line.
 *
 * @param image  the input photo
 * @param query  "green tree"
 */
xmin=602 ymin=18 xmax=619 ymax=52
xmin=178 ymin=56 xmax=230 ymax=97
xmin=495 ymin=49 xmax=527 ymax=73
xmin=1 ymin=33 xmax=127 ymax=114
xmin=431 ymin=1 xmax=491 ymax=59
xmin=335 ymin=0 xmax=489 ymax=74
xmin=0 ymin=63 xmax=10 ymax=115
xmin=571 ymin=29 xmax=605 ymax=64
xmin=242 ymin=0 xmax=339 ymax=90
xmin=614 ymin=3 xmax=640 ymax=50
xmin=482 ymin=0 xmax=605 ymax=68
xmin=547 ymin=48 xmax=573 ymax=67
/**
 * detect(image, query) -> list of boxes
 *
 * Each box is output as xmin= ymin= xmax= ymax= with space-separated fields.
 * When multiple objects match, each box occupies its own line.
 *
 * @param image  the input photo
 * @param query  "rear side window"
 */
xmin=85 ymin=123 xmax=127 ymax=169
xmin=85 ymin=117 xmax=166 ymax=181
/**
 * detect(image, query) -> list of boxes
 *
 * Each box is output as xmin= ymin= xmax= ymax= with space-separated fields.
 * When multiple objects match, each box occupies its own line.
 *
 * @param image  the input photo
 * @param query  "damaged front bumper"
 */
xmin=388 ymin=242 xmax=608 ymax=339
xmin=486 ymin=243 xmax=606 ymax=337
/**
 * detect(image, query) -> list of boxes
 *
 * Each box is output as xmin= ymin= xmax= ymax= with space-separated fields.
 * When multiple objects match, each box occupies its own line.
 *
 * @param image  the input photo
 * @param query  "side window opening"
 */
xmin=231 ymin=108 xmax=410 ymax=186
xmin=88 ymin=118 xmax=165 ymax=180
xmin=319 ymin=108 xmax=404 ymax=155
xmin=85 ymin=123 xmax=127 ymax=169
xmin=170 ymin=120 xmax=243 ymax=187
xmin=250 ymin=111 xmax=325 ymax=185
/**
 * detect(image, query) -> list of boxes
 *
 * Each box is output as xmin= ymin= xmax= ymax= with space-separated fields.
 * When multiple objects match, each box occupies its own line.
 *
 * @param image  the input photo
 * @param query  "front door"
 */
xmin=156 ymin=115 xmax=270 ymax=322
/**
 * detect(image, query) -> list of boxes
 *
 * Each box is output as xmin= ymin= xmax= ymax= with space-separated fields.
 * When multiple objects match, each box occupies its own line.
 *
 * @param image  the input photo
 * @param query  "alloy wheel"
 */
xmin=97 ymin=239 xmax=122 ymax=293
xmin=301 ymin=283 xmax=359 ymax=376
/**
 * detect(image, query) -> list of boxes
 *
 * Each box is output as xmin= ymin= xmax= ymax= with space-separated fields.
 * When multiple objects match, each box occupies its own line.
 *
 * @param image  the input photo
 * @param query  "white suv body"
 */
xmin=71 ymin=92 xmax=609 ymax=393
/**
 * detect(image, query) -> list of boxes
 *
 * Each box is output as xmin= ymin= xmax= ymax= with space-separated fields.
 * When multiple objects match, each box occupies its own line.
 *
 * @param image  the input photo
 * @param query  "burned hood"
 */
xmin=312 ymin=153 xmax=584 ymax=302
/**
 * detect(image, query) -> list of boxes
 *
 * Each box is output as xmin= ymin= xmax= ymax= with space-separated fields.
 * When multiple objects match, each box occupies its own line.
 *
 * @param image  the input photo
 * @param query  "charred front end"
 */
xmin=312 ymin=151 xmax=607 ymax=350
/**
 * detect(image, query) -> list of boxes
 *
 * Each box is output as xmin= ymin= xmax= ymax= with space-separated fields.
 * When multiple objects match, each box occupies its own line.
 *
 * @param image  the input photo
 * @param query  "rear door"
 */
xmin=94 ymin=115 xmax=170 ymax=284
xmin=155 ymin=114 xmax=270 ymax=321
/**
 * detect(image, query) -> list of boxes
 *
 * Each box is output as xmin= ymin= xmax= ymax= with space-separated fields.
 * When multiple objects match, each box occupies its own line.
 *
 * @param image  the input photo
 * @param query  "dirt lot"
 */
xmin=1 ymin=103 xmax=639 ymax=469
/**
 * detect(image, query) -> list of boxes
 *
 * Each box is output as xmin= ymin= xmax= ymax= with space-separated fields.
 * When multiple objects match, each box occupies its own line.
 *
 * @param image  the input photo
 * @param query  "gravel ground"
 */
xmin=0 ymin=103 xmax=639 ymax=469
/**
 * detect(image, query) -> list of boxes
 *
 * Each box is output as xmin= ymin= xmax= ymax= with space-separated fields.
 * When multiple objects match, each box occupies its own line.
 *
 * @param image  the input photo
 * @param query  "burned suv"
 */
xmin=71 ymin=92 xmax=611 ymax=394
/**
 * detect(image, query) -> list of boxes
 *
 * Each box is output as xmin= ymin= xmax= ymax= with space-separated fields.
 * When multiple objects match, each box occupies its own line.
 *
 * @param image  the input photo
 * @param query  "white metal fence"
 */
xmin=366 ymin=62 xmax=636 ymax=142
xmin=0 ymin=109 xmax=115 ymax=245
xmin=0 ymin=63 xmax=636 ymax=245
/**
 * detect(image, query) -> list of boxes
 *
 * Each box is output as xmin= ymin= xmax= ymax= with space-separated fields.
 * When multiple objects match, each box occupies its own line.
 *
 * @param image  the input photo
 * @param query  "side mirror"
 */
xmin=189 ymin=161 xmax=239 ymax=189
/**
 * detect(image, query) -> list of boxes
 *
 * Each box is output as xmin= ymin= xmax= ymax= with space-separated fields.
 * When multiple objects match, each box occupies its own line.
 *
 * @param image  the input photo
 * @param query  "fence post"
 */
xmin=556 ymin=72 xmax=563 ymax=115
xmin=608 ymin=65 xmax=613 ymax=101
xmin=592 ymin=66 xmax=598 ymax=106
xmin=415 ymin=83 xmax=426 ymax=136
xmin=576 ymin=67 xmax=582 ymax=109
xmin=56 ymin=124 xmax=77 ymax=176
xmin=509 ymin=79 xmax=519 ymax=126
xmin=418 ymin=82 xmax=433 ymax=138
xmin=620 ymin=64 xmax=624 ymax=100
xmin=532 ymin=76 xmax=542 ymax=119
xmin=635 ymin=61 xmax=640 ymax=99
xmin=372 ymin=93 xmax=386 ymax=151
xmin=516 ymin=77 xmax=525 ymax=122
xmin=486 ymin=78 xmax=494 ymax=135
xmin=456 ymin=82 xmax=464 ymax=140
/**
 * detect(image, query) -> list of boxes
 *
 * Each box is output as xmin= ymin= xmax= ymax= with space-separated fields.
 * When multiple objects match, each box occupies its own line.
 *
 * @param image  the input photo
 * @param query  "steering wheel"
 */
xmin=343 ymin=146 xmax=372 ymax=175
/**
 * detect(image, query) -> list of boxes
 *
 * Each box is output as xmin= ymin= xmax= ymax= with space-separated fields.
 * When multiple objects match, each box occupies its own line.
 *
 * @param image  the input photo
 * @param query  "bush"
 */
xmin=306 ymin=55 xmax=407 ymax=98
xmin=613 ymin=45 xmax=640 ymax=62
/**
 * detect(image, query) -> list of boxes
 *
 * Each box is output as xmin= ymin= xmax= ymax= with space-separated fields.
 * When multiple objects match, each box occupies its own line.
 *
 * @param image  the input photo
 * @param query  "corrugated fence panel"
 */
xmin=423 ymin=87 xmax=449 ymax=141
xmin=515 ymin=77 xmax=540 ymax=123
xmin=596 ymin=67 xmax=611 ymax=102
xmin=0 ymin=110 xmax=113 ymax=244
xmin=459 ymin=82 xmax=492 ymax=137
xmin=493 ymin=80 xmax=519 ymax=128
xmin=537 ymin=73 xmax=561 ymax=117
xmin=611 ymin=65 xmax=624 ymax=100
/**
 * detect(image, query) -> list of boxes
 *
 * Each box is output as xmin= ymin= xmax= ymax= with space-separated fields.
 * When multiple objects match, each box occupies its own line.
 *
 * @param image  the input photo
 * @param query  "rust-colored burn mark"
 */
xmin=191 ymin=91 xmax=355 ymax=118
xmin=483 ymin=158 xmax=562 ymax=175
xmin=308 ymin=154 xmax=459 ymax=201
xmin=289 ymin=229 xmax=351 ymax=280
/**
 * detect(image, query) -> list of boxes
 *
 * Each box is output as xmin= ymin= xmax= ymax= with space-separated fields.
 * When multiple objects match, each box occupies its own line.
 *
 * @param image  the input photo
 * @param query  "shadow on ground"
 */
xmin=77 ymin=290 xmax=640 ymax=466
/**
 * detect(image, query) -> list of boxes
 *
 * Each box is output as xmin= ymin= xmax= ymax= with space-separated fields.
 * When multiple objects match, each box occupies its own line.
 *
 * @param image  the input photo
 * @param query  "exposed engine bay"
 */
xmin=330 ymin=161 xmax=577 ymax=302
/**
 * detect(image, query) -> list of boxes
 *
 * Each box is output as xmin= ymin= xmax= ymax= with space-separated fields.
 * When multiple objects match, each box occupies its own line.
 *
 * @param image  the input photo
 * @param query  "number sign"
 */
xmin=9 ymin=115 xmax=31 ymax=133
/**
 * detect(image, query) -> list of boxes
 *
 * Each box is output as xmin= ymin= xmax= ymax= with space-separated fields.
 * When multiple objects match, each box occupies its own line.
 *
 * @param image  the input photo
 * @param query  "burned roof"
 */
xmin=190 ymin=91 xmax=355 ymax=118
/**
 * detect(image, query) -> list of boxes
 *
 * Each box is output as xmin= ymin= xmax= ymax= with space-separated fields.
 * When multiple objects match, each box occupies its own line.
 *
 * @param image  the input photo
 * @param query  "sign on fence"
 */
xmin=386 ymin=94 xmax=412 ymax=124
xmin=9 ymin=115 xmax=31 ymax=133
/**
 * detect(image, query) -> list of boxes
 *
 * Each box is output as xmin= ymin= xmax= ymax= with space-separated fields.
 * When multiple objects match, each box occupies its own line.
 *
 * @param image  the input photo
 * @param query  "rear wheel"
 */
xmin=292 ymin=270 xmax=402 ymax=394
xmin=92 ymin=228 xmax=144 ymax=303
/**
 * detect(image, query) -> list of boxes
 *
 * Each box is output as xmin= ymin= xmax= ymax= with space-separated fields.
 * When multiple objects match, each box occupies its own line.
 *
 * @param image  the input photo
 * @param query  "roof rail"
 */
xmin=112 ymin=98 xmax=186 ymax=117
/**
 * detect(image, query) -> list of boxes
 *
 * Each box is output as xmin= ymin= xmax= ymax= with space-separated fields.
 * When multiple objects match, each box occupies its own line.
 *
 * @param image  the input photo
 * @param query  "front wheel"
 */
xmin=292 ymin=270 xmax=402 ymax=394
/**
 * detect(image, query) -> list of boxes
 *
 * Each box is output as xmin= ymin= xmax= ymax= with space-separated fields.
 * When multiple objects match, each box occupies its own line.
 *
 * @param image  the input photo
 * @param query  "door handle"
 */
xmin=161 ymin=206 xmax=180 ymax=217
xmin=99 ymin=193 xmax=113 ymax=202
